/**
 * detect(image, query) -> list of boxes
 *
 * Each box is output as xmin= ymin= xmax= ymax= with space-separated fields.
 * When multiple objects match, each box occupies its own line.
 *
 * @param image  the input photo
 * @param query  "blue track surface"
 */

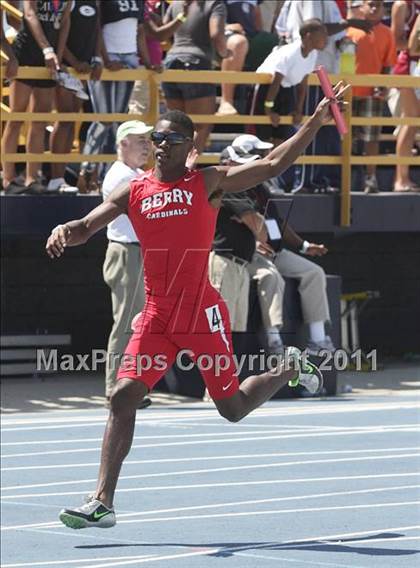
xmin=2 ymin=394 xmax=420 ymax=568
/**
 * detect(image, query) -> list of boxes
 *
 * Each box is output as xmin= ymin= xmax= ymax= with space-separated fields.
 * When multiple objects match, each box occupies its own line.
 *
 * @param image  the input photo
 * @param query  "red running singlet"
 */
xmin=117 ymin=169 xmax=239 ymax=400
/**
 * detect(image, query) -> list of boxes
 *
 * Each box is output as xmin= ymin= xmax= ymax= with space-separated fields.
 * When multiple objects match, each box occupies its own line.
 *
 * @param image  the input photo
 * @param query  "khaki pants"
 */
xmin=273 ymin=249 xmax=330 ymax=324
xmin=247 ymin=253 xmax=284 ymax=328
xmin=208 ymin=251 xmax=250 ymax=332
xmin=103 ymin=242 xmax=145 ymax=397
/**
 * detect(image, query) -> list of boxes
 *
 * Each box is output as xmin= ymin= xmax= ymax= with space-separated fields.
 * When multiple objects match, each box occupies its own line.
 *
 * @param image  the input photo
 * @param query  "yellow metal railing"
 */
xmin=1 ymin=67 xmax=420 ymax=226
xmin=1 ymin=0 xmax=23 ymax=20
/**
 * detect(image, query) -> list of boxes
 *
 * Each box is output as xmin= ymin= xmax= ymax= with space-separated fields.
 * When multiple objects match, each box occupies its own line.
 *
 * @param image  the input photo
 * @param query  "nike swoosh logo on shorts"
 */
xmin=222 ymin=381 xmax=233 ymax=392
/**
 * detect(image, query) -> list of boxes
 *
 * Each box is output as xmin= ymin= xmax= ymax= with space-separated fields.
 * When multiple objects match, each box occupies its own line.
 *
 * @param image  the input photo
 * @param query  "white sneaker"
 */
xmin=285 ymin=346 xmax=324 ymax=395
xmin=59 ymin=497 xmax=116 ymax=529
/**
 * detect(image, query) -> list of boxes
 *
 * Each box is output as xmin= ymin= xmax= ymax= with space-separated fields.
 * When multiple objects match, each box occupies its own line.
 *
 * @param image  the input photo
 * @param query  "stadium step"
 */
xmin=0 ymin=334 xmax=71 ymax=378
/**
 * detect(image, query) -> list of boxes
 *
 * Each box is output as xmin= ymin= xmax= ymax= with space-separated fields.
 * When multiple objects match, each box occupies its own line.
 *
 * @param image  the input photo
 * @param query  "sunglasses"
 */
xmin=151 ymin=131 xmax=190 ymax=145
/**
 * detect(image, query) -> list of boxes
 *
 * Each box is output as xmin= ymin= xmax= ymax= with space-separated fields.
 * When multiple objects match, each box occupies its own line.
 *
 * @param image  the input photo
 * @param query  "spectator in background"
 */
xmin=162 ymin=0 xmax=230 ymax=154
xmin=347 ymin=0 xmax=364 ymax=19
xmin=259 ymin=0 xmax=283 ymax=34
xmin=216 ymin=0 xmax=257 ymax=116
xmin=48 ymin=0 xmax=102 ymax=193
xmin=347 ymin=0 xmax=396 ymax=194
xmin=78 ymin=0 xmax=153 ymax=192
xmin=253 ymin=19 xmax=328 ymax=149
xmin=275 ymin=0 xmax=372 ymax=194
xmin=129 ymin=0 xmax=191 ymax=115
xmin=391 ymin=0 xmax=420 ymax=192
xmin=1 ymin=26 xmax=18 ymax=80
xmin=209 ymin=154 xmax=256 ymax=334
xmin=231 ymin=134 xmax=334 ymax=354
xmin=101 ymin=120 xmax=153 ymax=408
xmin=210 ymin=142 xmax=286 ymax=355
xmin=1 ymin=0 xmax=71 ymax=194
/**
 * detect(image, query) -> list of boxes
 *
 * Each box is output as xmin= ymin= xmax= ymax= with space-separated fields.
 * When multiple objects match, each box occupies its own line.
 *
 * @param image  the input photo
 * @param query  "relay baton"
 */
xmin=315 ymin=65 xmax=348 ymax=136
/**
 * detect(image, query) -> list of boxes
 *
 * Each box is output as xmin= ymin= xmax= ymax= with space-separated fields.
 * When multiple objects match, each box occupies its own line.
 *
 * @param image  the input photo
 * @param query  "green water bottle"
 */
xmin=339 ymin=38 xmax=356 ymax=74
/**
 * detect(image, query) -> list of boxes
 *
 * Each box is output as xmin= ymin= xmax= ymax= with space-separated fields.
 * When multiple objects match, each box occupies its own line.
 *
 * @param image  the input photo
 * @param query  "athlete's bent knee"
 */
xmin=109 ymin=382 xmax=140 ymax=415
xmin=217 ymin=405 xmax=244 ymax=423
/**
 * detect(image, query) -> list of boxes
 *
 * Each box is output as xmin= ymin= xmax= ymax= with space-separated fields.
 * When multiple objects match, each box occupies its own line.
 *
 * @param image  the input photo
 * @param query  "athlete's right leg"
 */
xmin=94 ymin=377 xmax=148 ymax=509
xmin=59 ymin=323 xmax=178 ymax=529
xmin=59 ymin=378 xmax=147 ymax=529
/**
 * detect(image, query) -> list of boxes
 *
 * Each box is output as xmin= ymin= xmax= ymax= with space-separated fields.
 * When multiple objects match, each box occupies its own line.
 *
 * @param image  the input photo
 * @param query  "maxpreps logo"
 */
xmin=141 ymin=188 xmax=193 ymax=220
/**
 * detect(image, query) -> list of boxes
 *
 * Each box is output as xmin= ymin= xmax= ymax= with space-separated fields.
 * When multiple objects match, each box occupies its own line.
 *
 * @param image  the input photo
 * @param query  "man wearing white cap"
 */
xmin=210 ymin=136 xmax=284 ymax=353
xmin=231 ymin=134 xmax=335 ymax=354
xmin=102 ymin=120 xmax=153 ymax=407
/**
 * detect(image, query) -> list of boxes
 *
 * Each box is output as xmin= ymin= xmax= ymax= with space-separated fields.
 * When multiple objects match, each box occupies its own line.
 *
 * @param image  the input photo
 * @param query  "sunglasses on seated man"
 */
xmin=151 ymin=131 xmax=191 ymax=145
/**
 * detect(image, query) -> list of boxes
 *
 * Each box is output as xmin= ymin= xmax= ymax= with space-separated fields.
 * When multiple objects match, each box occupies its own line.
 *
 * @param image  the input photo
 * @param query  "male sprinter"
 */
xmin=46 ymin=82 xmax=348 ymax=529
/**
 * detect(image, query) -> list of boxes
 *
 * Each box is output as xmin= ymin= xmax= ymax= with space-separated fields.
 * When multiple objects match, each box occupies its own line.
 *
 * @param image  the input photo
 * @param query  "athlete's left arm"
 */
xmin=218 ymin=83 xmax=349 ymax=194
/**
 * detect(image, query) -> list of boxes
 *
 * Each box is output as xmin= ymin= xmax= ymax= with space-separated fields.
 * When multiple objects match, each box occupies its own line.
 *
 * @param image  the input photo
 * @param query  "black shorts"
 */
xmin=162 ymin=54 xmax=216 ymax=100
xmin=13 ymin=44 xmax=56 ymax=89
xmin=252 ymin=83 xmax=295 ymax=141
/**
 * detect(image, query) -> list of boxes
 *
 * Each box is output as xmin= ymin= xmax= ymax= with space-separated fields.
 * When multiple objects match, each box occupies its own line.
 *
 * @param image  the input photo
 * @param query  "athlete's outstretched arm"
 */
xmin=218 ymin=83 xmax=349 ymax=194
xmin=46 ymin=183 xmax=130 ymax=258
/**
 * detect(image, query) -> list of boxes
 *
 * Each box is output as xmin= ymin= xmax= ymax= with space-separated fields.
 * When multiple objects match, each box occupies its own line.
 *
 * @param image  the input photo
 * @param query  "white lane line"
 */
xmin=3 ymin=428 xmax=419 ymax=460
xmin=2 ymin=400 xmax=419 ymax=429
xmin=234 ymin=552 xmax=366 ymax=568
xmin=106 ymin=501 xmax=420 ymax=525
xmin=3 ymin=423 xmax=418 ymax=447
xmin=2 ymin=550 xmax=219 ymax=568
xmin=0 ymin=425 xmax=337 ymax=446
xmin=2 ymin=473 xmax=419 ymax=501
xmin=1 ymin=422 xmax=107 ymax=433
xmin=333 ymin=535 xmax=420 ymax=545
xmin=96 ymin=484 xmax=420 ymax=519
xmin=3 ymin=447 xmax=418 ymax=491
xmin=67 ymin=501 xmax=420 ymax=527
xmin=233 ymin=536 xmax=420 ymax=568
xmin=5 ymin=524 xmax=420 ymax=568
xmin=70 ymin=549 xmax=221 ymax=568
xmin=3 ymin=485 xmax=419 ymax=531
xmin=2 ymin=452 xmax=419 ymax=491
xmin=2 ymin=554 xmax=159 ymax=567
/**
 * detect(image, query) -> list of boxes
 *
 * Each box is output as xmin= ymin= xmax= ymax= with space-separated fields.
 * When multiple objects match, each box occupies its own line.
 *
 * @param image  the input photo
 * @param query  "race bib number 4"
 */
xmin=205 ymin=304 xmax=223 ymax=332
xmin=205 ymin=304 xmax=230 ymax=351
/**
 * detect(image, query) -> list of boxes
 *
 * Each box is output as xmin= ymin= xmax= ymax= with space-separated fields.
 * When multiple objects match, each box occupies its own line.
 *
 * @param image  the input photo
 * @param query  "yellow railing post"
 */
xmin=340 ymin=86 xmax=353 ymax=227
xmin=148 ymin=71 xmax=160 ymax=126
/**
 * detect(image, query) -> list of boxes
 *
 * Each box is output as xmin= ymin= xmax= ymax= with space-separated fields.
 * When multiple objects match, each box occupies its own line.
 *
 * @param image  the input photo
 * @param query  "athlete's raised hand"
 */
xmin=46 ymin=224 xmax=71 ymax=258
xmin=313 ymin=81 xmax=350 ymax=126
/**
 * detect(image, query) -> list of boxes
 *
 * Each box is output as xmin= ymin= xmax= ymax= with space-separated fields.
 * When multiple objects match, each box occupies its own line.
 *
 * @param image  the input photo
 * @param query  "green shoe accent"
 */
xmin=59 ymin=513 xmax=87 ymax=529
xmin=288 ymin=372 xmax=300 ymax=388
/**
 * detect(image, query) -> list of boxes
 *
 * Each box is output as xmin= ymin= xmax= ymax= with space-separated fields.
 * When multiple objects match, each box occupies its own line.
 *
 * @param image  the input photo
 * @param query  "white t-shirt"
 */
xmin=275 ymin=0 xmax=344 ymax=73
xmin=102 ymin=160 xmax=142 ymax=243
xmin=257 ymin=40 xmax=318 ymax=87
xmin=103 ymin=18 xmax=138 ymax=54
